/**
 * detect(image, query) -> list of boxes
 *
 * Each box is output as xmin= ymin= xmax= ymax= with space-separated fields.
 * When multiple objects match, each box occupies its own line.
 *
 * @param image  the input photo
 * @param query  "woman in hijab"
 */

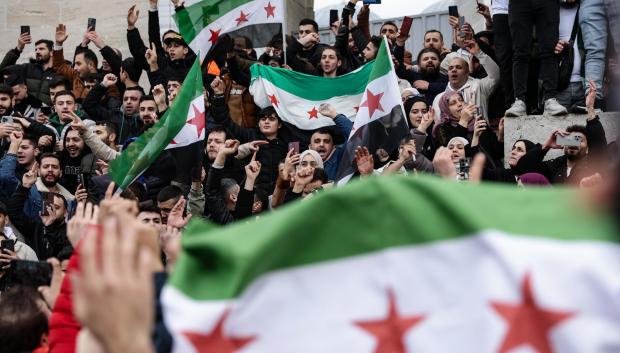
xmin=482 ymin=138 xmax=537 ymax=183
xmin=433 ymin=91 xmax=477 ymax=147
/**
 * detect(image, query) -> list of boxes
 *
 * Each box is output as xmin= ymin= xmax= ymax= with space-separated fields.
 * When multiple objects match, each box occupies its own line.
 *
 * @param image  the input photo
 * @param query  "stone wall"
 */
xmin=0 ymin=0 xmax=315 ymax=73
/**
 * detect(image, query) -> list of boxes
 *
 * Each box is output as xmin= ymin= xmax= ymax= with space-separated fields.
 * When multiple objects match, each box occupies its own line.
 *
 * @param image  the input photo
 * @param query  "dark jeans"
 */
xmin=493 ymin=14 xmax=514 ymax=109
xmin=509 ymin=0 xmax=560 ymax=101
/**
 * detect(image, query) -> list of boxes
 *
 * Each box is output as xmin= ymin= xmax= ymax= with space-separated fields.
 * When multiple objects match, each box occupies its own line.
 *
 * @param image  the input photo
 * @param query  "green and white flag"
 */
xmin=162 ymin=176 xmax=620 ymax=353
xmin=174 ymin=0 xmax=284 ymax=62
xmin=249 ymin=62 xmax=376 ymax=130
xmin=336 ymin=37 xmax=409 ymax=183
xmin=109 ymin=57 xmax=205 ymax=189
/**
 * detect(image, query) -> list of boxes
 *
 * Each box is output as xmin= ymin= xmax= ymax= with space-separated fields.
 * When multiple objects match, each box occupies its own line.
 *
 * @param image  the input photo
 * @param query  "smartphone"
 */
xmin=400 ymin=16 xmax=413 ymax=36
xmin=77 ymin=173 xmax=84 ymax=189
xmin=1 ymin=116 xmax=14 ymax=124
xmin=40 ymin=106 xmax=52 ymax=116
xmin=362 ymin=0 xmax=381 ymax=4
xmin=458 ymin=16 xmax=466 ymax=39
xmin=42 ymin=192 xmax=54 ymax=216
xmin=9 ymin=260 xmax=52 ymax=287
xmin=288 ymin=141 xmax=300 ymax=154
xmin=329 ymin=9 xmax=339 ymax=26
xmin=81 ymin=173 xmax=89 ymax=190
xmin=87 ymin=18 xmax=96 ymax=31
xmin=557 ymin=134 xmax=582 ymax=147
xmin=21 ymin=25 xmax=30 ymax=35
xmin=448 ymin=5 xmax=459 ymax=18
xmin=1 ymin=239 xmax=15 ymax=252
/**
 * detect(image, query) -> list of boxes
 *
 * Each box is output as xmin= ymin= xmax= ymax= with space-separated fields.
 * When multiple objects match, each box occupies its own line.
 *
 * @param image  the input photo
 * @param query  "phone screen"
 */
xmin=448 ymin=6 xmax=459 ymax=18
xmin=87 ymin=18 xmax=96 ymax=31
xmin=288 ymin=142 xmax=300 ymax=154
xmin=40 ymin=106 xmax=52 ymax=116
xmin=329 ymin=9 xmax=339 ymax=26
xmin=21 ymin=26 xmax=30 ymax=34
xmin=400 ymin=16 xmax=413 ymax=36
xmin=42 ymin=192 xmax=54 ymax=216
xmin=9 ymin=260 xmax=52 ymax=287
xmin=1 ymin=239 xmax=15 ymax=252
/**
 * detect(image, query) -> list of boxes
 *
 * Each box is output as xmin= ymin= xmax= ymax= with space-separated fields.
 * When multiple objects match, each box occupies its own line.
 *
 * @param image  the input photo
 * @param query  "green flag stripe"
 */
xmin=174 ymin=0 xmax=254 ymax=44
xmin=170 ymin=176 xmax=617 ymax=301
xmin=368 ymin=38 xmax=393 ymax=82
xmin=109 ymin=58 xmax=203 ymax=189
xmin=250 ymin=61 xmax=376 ymax=101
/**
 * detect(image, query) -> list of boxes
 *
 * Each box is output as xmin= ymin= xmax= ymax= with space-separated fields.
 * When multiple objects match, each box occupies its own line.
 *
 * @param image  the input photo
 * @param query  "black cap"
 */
xmin=164 ymin=33 xmax=188 ymax=47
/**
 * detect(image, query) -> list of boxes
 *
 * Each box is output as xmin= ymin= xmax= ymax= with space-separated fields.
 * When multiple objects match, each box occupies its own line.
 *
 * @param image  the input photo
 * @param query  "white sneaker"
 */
xmin=544 ymin=98 xmax=568 ymax=116
xmin=505 ymin=99 xmax=527 ymax=117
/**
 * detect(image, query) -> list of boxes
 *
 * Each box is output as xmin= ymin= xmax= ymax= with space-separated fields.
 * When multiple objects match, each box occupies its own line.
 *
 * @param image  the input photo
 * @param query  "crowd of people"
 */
xmin=0 ymin=0 xmax=618 ymax=352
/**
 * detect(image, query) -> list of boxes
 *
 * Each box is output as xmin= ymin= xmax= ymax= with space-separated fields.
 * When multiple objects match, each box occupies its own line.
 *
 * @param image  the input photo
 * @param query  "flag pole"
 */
xmin=282 ymin=0 xmax=288 ymax=66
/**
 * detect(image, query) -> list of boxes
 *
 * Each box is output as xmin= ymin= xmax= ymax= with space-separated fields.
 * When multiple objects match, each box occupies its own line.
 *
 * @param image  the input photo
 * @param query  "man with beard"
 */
xmin=52 ymin=24 xmax=110 ymax=101
xmin=0 ymin=34 xmax=56 ymax=106
xmin=395 ymin=44 xmax=448 ymax=106
xmin=59 ymin=129 xmax=90 ymax=193
xmin=138 ymin=95 xmax=158 ymax=127
xmin=82 ymin=73 xmax=144 ymax=144
xmin=0 ymin=84 xmax=14 ymax=117
xmin=5 ymin=158 xmax=72 ymax=259
xmin=308 ymin=104 xmax=351 ymax=181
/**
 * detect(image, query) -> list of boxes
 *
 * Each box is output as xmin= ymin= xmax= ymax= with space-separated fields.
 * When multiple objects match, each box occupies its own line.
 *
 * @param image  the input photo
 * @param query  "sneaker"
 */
xmin=544 ymin=98 xmax=568 ymax=116
xmin=505 ymin=99 xmax=527 ymax=117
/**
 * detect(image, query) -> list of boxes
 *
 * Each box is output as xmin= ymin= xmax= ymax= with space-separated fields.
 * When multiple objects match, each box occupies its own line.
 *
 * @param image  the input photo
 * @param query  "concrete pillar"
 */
xmin=285 ymin=0 xmax=315 ymax=35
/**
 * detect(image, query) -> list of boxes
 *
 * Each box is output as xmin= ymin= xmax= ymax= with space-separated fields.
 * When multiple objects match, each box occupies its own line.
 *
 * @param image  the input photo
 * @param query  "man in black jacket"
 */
xmin=6 ymin=168 xmax=71 ymax=260
xmin=0 ymin=34 xmax=56 ymax=106
xmin=82 ymin=73 xmax=144 ymax=144
xmin=286 ymin=18 xmax=328 ymax=71
xmin=395 ymin=45 xmax=448 ymax=107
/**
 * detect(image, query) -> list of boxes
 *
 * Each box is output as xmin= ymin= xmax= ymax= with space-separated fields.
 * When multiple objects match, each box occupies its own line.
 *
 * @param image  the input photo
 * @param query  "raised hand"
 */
xmin=167 ymin=197 xmax=192 ymax=229
xmin=38 ymin=258 xmax=64 ymax=309
xmin=55 ymin=24 xmax=68 ymax=45
xmin=75 ymin=183 xmax=88 ymax=203
xmin=463 ymin=39 xmax=480 ymax=55
xmin=67 ymin=201 xmax=99 ymax=247
xmin=432 ymin=147 xmax=457 ymax=180
xmin=355 ymin=146 xmax=374 ymax=176
xmin=292 ymin=167 xmax=314 ymax=192
xmin=38 ymin=135 xmax=53 ymax=149
xmin=459 ymin=104 xmax=477 ymax=125
xmin=219 ymin=139 xmax=240 ymax=156
xmin=17 ymin=32 xmax=32 ymax=51
xmin=127 ymin=5 xmax=140 ymax=29
xmin=41 ymin=200 xmax=59 ymax=226
xmin=22 ymin=161 xmax=38 ymax=188
xmin=87 ymin=31 xmax=105 ymax=49
xmin=245 ymin=159 xmax=262 ymax=183
xmin=319 ymin=103 xmax=338 ymax=119
xmin=210 ymin=76 xmax=225 ymax=95
xmin=145 ymin=42 xmax=158 ymax=68
xmin=419 ymin=107 xmax=434 ymax=133
xmin=102 ymin=73 xmax=118 ymax=88
xmin=71 ymin=214 xmax=155 ymax=353
xmin=543 ymin=129 xmax=569 ymax=150
xmin=283 ymin=148 xmax=300 ymax=181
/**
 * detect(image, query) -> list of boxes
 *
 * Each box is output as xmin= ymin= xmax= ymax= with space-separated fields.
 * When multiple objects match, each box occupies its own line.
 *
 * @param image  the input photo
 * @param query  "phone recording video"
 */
xmin=9 ymin=260 xmax=52 ymax=288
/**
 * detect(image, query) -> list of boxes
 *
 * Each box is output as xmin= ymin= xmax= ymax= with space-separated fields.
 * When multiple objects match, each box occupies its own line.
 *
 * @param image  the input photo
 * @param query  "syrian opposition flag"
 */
xmin=161 ymin=175 xmax=620 ymax=353
xmin=249 ymin=62 xmax=375 ymax=130
xmin=335 ymin=37 xmax=409 ymax=183
xmin=109 ymin=57 xmax=205 ymax=190
xmin=174 ymin=0 xmax=284 ymax=63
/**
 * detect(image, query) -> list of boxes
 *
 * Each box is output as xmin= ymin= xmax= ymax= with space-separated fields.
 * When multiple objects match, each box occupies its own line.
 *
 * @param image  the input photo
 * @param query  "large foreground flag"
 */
xmin=174 ymin=0 xmax=284 ymax=62
xmin=162 ymin=175 xmax=620 ymax=353
xmin=335 ymin=37 xmax=410 ymax=183
xmin=249 ymin=62 xmax=374 ymax=130
xmin=109 ymin=57 xmax=205 ymax=189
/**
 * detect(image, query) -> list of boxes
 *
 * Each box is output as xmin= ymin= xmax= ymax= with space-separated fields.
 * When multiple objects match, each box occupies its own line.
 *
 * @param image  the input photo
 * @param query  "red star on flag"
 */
xmin=359 ymin=89 xmax=385 ymax=117
xmin=491 ymin=272 xmax=575 ymax=353
xmin=308 ymin=106 xmax=319 ymax=119
xmin=264 ymin=1 xmax=276 ymax=18
xmin=182 ymin=309 xmax=256 ymax=353
xmin=235 ymin=11 xmax=250 ymax=26
xmin=268 ymin=94 xmax=279 ymax=107
xmin=354 ymin=288 xmax=425 ymax=353
xmin=187 ymin=103 xmax=206 ymax=137
xmin=209 ymin=28 xmax=222 ymax=45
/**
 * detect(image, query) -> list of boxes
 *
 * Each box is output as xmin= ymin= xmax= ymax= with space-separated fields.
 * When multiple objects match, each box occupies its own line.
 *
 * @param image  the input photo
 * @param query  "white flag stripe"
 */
xmin=252 ymin=77 xmax=361 ymax=130
xmin=163 ymin=230 xmax=620 ymax=353
xmin=188 ymin=0 xmax=284 ymax=62
xmin=166 ymin=95 xmax=205 ymax=149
